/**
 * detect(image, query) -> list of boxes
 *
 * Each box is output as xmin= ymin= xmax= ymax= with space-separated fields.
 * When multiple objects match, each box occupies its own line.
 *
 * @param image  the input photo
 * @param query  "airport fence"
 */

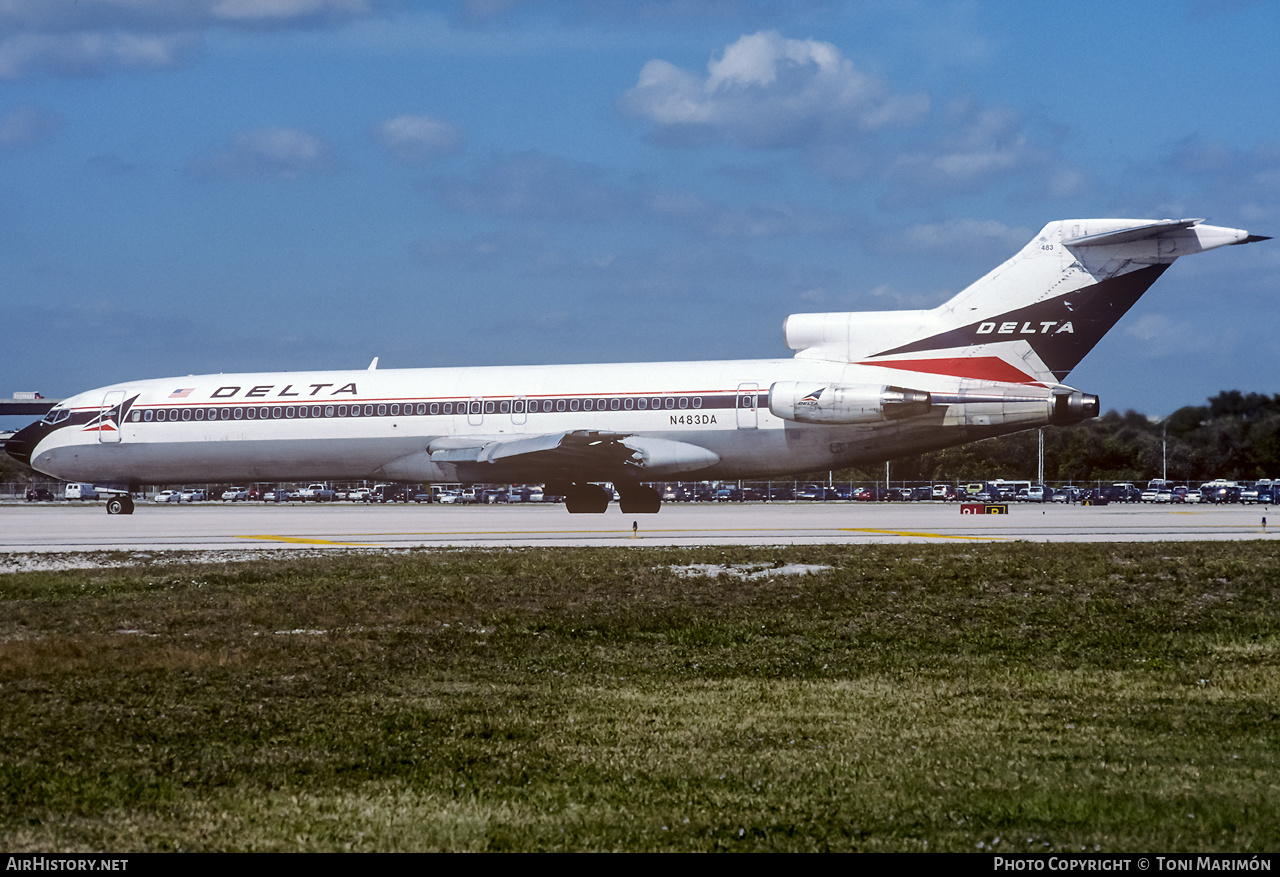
xmin=2 ymin=479 xmax=1176 ymax=503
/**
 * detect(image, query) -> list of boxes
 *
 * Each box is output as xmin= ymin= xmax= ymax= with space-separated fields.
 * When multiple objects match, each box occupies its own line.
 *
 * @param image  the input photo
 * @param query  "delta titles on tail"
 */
xmin=6 ymin=218 xmax=1268 ymax=514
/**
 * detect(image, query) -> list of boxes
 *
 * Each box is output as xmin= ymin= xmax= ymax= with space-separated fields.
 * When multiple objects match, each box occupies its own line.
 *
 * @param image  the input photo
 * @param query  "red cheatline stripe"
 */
xmin=857 ymin=356 xmax=1043 ymax=385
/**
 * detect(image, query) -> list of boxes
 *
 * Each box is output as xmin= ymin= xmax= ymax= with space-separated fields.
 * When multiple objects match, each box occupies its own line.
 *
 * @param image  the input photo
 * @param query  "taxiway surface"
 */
xmin=1 ymin=501 xmax=1275 ymax=552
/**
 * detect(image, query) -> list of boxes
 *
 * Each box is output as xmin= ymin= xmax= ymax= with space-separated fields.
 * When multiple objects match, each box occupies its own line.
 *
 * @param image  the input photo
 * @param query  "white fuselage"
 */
xmin=21 ymin=356 xmax=1062 ymax=487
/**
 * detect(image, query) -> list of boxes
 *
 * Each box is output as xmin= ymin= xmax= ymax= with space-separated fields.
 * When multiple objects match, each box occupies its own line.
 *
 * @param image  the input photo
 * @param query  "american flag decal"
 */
xmin=169 ymin=388 xmax=194 ymax=398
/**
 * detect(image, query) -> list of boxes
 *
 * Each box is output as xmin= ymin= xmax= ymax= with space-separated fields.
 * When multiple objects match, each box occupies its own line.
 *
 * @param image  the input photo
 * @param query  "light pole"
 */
xmin=1038 ymin=428 xmax=1045 ymax=487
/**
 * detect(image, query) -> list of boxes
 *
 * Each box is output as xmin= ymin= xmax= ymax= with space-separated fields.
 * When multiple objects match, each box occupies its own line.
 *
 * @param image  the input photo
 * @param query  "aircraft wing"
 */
xmin=425 ymin=430 xmax=719 ymax=480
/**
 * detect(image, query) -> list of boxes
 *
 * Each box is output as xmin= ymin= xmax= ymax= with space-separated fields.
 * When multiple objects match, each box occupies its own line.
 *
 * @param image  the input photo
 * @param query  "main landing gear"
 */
xmin=617 ymin=483 xmax=661 ymax=514
xmin=555 ymin=482 xmax=662 ymax=514
xmin=105 ymin=495 xmax=135 ymax=515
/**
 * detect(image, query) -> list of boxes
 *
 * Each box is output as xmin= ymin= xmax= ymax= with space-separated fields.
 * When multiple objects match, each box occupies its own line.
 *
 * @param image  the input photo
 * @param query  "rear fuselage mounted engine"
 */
xmin=768 ymin=382 xmax=932 ymax=425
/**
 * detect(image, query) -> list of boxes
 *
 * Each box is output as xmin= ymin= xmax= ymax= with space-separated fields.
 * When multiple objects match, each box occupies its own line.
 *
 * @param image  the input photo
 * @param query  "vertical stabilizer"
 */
xmin=786 ymin=219 xmax=1264 ymax=384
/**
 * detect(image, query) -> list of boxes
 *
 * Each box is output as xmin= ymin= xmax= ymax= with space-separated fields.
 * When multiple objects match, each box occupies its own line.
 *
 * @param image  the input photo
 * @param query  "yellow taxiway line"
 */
xmin=236 ymin=535 xmax=380 ymax=546
xmin=234 ymin=526 xmax=1004 ymax=544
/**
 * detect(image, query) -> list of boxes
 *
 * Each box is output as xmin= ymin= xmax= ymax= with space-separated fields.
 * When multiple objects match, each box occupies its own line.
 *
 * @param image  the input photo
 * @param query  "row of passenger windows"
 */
xmin=130 ymin=395 xmax=716 ymax=423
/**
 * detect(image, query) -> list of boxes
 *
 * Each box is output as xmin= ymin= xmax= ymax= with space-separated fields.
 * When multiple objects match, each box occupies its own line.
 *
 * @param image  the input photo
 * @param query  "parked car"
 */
xmin=221 ymin=487 xmax=250 ymax=501
xmin=65 ymin=482 xmax=99 ymax=500
xmin=1201 ymin=481 xmax=1240 ymax=504
xmin=370 ymin=484 xmax=411 ymax=503
xmin=153 ymin=490 xmax=181 ymax=503
xmin=261 ymin=489 xmax=291 ymax=503
xmin=1241 ymin=481 xmax=1272 ymax=504
xmin=25 ymin=487 xmax=56 ymax=501
xmin=295 ymin=483 xmax=337 ymax=502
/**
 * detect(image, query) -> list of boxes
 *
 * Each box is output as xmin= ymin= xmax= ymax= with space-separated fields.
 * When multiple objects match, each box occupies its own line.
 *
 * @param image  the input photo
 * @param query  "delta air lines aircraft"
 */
xmin=6 ymin=218 xmax=1267 ymax=515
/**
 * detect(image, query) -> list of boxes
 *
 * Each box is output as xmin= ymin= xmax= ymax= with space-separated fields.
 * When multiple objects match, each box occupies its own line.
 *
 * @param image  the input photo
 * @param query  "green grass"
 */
xmin=1 ymin=543 xmax=1278 ymax=851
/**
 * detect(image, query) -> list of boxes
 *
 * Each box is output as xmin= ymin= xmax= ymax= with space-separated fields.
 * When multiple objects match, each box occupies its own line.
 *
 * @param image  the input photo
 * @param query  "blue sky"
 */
xmin=2 ymin=0 xmax=1277 ymax=429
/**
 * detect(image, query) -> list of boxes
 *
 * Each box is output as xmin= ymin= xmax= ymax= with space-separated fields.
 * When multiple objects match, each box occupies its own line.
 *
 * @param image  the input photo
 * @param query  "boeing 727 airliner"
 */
xmin=6 ymin=218 xmax=1268 ymax=514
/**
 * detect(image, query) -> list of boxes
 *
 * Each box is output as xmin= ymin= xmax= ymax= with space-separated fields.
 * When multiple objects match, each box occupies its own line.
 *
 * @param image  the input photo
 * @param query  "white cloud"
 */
xmin=187 ymin=127 xmax=338 ymax=180
xmin=430 ymin=152 xmax=631 ymax=221
xmin=887 ymin=102 xmax=1040 ymax=192
xmin=0 ymin=105 xmax=61 ymax=148
xmin=871 ymin=219 xmax=1032 ymax=261
xmin=210 ymin=0 xmax=373 ymax=22
xmin=620 ymin=30 xmax=928 ymax=149
xmin=429 ymin=150 xmax=851 ymax=238
xmin=375 ymin=114 xmax=463 ymax=162
xmin=0 ymin=31 xmax=197 ymax=79
xmin=1123 ymin=312 xmax=1206 ymax=358
xmin=0 ymin=0 xmax=381 ymax=78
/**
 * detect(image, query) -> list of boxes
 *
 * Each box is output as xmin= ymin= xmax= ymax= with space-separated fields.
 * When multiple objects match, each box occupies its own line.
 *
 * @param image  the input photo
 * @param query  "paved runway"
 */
xmin=1 ymin=500 xmax=1276 ymax=552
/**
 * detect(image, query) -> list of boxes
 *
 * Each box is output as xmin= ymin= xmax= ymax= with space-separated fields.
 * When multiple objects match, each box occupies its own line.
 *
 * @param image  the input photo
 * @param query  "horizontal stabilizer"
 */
xmin=1062 ymin=218 xmax=1203 ymax=247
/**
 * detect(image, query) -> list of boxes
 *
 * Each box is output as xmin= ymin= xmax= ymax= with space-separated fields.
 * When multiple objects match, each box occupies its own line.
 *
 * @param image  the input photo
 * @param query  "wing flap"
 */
xmin=426 ymin=430 xmax=718 ymax=478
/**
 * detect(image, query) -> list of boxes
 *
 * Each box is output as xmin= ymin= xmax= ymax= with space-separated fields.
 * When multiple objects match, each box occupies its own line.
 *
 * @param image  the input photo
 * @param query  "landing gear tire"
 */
xmin=564 ymin=483 xmax=611 ymax=514
xmin=618 ymin=483 xmax=661 ymax=514
xmin=106 ymin=495 xmax=134 ymax=515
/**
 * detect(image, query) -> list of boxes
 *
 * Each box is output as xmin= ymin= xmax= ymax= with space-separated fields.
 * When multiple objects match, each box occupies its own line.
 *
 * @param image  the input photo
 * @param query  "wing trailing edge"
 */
xmin=422 ymin=430 xmax=719 ymax=480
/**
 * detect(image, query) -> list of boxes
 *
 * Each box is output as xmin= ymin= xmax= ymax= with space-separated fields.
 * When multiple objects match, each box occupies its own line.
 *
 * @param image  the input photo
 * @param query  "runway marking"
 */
xmin=225 ymin=520 xmax=1275 ymax=548
xmin=840 ymin=527 xmax=1002 ymax=541
xmin=236 ymin=535 xmax=379 ymax=546
xmin=231 ymin=526 xmax=1005 ymax=544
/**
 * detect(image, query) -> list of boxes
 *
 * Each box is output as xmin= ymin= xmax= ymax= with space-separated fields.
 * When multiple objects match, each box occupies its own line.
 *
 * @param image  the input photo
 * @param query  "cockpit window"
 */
xmin=42 ymin=408 xmax=70 ymax=424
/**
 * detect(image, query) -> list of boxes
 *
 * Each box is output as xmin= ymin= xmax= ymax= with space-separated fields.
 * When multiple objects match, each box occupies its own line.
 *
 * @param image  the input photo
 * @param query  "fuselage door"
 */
xmin=736 ymin=382 xmax=759 ymax=429
xmin=467 ymin=397 xmax=484 ymax=427
xmin=99 ymin=390 xmax=125 ymax=443
xmin=510 ymin=396 xmax=528 ymax=431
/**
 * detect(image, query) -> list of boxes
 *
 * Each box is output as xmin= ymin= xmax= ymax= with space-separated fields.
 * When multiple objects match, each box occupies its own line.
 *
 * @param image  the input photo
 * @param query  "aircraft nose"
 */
xmin=5 ymin=421 xmax=48 ymax=468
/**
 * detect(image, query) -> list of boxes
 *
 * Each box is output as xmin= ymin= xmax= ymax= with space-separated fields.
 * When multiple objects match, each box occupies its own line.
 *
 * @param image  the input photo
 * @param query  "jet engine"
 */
xmin=768 ymin=382 xmax=932 ymax=425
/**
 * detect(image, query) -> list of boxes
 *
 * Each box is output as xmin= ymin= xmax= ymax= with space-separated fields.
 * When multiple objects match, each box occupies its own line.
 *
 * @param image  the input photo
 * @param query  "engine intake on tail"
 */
xmin=768 ymin=382 xmax=932 ymax=425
